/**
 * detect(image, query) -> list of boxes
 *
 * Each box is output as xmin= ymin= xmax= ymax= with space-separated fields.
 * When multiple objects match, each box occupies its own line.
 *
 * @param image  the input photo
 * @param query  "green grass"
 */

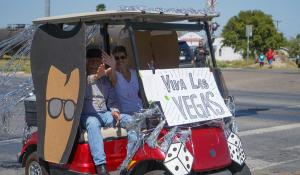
xmin=0 ymin=58 xmax=31 ymax=73
xmin=217 ymin=59 xmax=298 ymax=70
xmin=217 ymin=59 xmax=256 ymax=68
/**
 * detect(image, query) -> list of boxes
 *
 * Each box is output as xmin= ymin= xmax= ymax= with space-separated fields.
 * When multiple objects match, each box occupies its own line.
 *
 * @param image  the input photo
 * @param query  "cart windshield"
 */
xmin=107 ymin=24 xmax=215 ymax=71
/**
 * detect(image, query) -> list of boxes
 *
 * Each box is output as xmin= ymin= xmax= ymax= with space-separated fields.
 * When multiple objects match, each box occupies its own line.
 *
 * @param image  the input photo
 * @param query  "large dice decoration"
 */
xmin=163 ymin=142 xmax=194 ymax=175
xmin=227 ymin=132 xmax=246 ymax=165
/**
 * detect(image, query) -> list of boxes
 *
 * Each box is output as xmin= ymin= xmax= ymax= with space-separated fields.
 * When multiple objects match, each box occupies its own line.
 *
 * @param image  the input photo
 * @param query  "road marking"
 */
xmin=288 ymin=104 xmax=300 ymax=109
xmin=239 ymin=123 xmax=300 ymax=137
xmin=0 ymin=138 xmax=22 ymax=146
xmin=236 ymin=97 xmax=300 ymax=107
xmin=247 ymin=156 xmax=300 ymax=171
xmin=283 ymin=144 xmax=300 ymax=151
xmin=246 ymin=157 xmax=271 ymax=170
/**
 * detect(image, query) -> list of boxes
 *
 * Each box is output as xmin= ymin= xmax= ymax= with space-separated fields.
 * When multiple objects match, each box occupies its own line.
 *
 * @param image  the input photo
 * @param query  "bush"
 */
xmin=0 ymin=57 xmax=31 ymax=73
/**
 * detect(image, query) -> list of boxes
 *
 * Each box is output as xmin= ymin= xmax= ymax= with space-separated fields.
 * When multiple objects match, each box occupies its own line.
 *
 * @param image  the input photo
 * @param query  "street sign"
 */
xmin=246 ymin=25 xmax=253 ymax=37
xmin=246 ymin=25 xmax=253 ymax=64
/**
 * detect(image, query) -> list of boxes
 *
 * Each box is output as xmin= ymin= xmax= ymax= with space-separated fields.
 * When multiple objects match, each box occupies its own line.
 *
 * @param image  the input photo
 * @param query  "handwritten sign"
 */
xmin=140 ymin=68 xmax=232 ymax=126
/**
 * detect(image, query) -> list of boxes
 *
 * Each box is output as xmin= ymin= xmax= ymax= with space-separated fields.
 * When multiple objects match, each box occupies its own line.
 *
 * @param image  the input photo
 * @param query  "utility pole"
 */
xmin=274 ymin=19 xmax=281 ymax=30
xmin=246 ymin=25 xmax=253 ymax=64
xmin=45 ymin=0 xmax=50 ymax=17
xmin=206 ymin=0 xmax=217 ymax=13
xmin=247 ymin=35 xmax=250 ymax=64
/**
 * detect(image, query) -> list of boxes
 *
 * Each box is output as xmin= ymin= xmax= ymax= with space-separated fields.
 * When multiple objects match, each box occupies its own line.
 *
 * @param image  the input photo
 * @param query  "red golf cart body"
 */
xmin=19 ymin=126 xmax=231 ymax=174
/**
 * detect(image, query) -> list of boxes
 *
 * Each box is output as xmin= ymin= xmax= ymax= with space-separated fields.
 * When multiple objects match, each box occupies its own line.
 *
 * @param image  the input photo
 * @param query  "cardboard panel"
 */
xmin=118 ymin=30 xmax=180 ymax=70
xmin=151 ymin=31 xmax=180 ymax=69
xmin=30 ymin=23 xmax=86 ymax=164
xmin=119 ymin=31 xmax=153 ymax=70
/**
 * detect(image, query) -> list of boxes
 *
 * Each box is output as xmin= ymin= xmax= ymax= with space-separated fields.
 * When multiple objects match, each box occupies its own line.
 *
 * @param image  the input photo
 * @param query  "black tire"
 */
xmin=229 ymin=163 xmax=251 ymax=175
xmin=130 ymin=169 xmax=170 ymax=175
xmin=143 ymin=170 xmax=170 ymax=175
xmin=25 ymin=151 xmax=49 ymax=175
xmin=128 ymin=161 xmax=171 ymax=175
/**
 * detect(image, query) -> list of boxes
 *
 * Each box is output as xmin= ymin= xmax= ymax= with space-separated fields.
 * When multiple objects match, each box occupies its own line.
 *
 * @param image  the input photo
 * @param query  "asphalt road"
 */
xmin=0 ymin=69 xmax=299 ymax=175
xmin=224 ymin=69 xmax=300 ymax=175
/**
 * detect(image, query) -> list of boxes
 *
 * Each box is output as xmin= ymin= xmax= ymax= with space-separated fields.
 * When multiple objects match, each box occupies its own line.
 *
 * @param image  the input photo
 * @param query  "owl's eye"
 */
xmin=48 ymin=98 xmax=62 ymax=118
xmin=64 ymin=100 xmax=76 ymax=121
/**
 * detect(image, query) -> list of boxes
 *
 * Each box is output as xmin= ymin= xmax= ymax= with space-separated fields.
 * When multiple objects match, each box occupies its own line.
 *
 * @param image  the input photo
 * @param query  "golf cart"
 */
xmin=18 ymin=10 xmax=250 ymax=175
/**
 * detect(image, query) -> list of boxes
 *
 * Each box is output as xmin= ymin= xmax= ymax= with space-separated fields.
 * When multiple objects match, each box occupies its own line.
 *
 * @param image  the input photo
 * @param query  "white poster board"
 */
xmin=140 ymin=68 xmax=232 ymax=126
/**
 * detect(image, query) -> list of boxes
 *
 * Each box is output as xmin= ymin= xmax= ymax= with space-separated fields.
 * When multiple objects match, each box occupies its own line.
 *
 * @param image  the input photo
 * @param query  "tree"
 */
xmin=222 ymin=10 xmax=286 ymax=57
xmin=286 ymin=35 xmax=300 ymax=58
xmin=96 ymin=3 xmax=106 ymax=11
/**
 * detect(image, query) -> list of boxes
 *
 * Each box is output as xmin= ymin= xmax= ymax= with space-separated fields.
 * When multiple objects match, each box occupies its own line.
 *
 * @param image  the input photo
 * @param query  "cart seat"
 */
xmin=79 ymin=127 xmax=127 ymax=143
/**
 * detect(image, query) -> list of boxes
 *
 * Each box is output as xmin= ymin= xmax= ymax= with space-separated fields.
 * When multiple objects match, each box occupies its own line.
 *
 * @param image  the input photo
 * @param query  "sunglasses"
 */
xmin=114 ymin=55 xmax=126 ymax=60
xmin=46 ymin=98 xmax=76 ymax=121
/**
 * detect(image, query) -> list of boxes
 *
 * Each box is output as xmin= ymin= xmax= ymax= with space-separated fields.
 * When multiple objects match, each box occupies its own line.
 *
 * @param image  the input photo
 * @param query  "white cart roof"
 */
xmin=33 ymin=10 xmax=219 ymax=25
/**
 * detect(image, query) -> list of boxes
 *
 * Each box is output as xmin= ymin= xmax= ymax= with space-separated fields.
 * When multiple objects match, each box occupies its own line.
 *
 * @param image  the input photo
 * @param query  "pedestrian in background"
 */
xmin=258 ymin=52 xmax=265 ymax=68
xmin=192 ymin=40 xmax=208 ymax=67
xmin=296 ymin=54 xmax=300 ymax=68
xmin=266 ymin=48 xmax=274 ymax=68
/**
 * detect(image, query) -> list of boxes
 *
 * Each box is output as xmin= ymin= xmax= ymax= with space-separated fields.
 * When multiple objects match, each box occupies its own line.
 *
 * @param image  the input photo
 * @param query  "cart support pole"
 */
xmin=100 ymin=23 xmax=110 ymax=53
xmin=128 ymin=25 xmax=149 ymax=107
xmin=204 ymin=21 xmax=217 ymax=68
xmin=128 ymin=26 xmax=141 ymax=70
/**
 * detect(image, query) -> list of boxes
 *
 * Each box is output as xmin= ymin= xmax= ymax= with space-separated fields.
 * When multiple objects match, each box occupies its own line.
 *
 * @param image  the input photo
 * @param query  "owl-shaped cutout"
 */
xmin=44 ymin=66 xmax=79 ymax=163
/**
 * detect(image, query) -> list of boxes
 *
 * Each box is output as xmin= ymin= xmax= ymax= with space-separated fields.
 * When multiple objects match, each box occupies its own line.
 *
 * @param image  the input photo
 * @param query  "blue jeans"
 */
xmin=81 ymin=111 xmax=137 ymax=165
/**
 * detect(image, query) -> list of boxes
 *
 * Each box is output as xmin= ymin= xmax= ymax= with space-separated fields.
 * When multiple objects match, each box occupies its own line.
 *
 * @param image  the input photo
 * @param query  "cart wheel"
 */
xmin=25 ymin=151 xmax=49 ymax=175
xmin=128 ymin=161 xmax=171 ymax=175
xmin=144 ymin=170 xmax=171 ymax=175
xmin=229 ymin=162 xmax=251 ymax=175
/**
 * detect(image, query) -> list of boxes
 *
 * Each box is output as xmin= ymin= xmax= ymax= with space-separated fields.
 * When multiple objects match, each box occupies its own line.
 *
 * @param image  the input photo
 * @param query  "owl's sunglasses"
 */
xmin=46 ymin=98 xmax=76 ymax=121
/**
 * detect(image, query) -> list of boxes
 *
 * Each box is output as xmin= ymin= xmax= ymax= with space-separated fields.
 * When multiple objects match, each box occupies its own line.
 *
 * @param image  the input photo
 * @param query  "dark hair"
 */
xmin=86 ymin=48 xmax=102 ymax=59
xmin=112 ymin=45 xmax=127 ymax=56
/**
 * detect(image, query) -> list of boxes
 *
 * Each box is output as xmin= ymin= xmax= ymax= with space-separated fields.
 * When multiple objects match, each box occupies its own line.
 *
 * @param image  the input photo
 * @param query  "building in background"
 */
xmin=178 ymin=32 xmax=242 ymax=61
xmin=178 ymin=32 xmax=203 ymax=47
xmin=213 ymin=37 xmax=242 ymax=61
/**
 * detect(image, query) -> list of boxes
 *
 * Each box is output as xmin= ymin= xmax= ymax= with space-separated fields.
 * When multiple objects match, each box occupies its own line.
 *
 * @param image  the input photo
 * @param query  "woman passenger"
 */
xmin=102 ymin=46 xmax=143 ymax=115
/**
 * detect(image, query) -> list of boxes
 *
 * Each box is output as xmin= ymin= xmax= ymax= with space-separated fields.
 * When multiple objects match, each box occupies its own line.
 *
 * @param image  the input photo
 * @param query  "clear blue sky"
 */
xmin=0 ymin=0 xmax=299 ymax=38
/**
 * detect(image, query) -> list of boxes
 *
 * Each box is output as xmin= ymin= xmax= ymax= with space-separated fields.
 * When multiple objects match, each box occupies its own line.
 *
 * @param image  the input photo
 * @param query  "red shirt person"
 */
xmin=265 ymin=48 xmax=274 ymax=66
